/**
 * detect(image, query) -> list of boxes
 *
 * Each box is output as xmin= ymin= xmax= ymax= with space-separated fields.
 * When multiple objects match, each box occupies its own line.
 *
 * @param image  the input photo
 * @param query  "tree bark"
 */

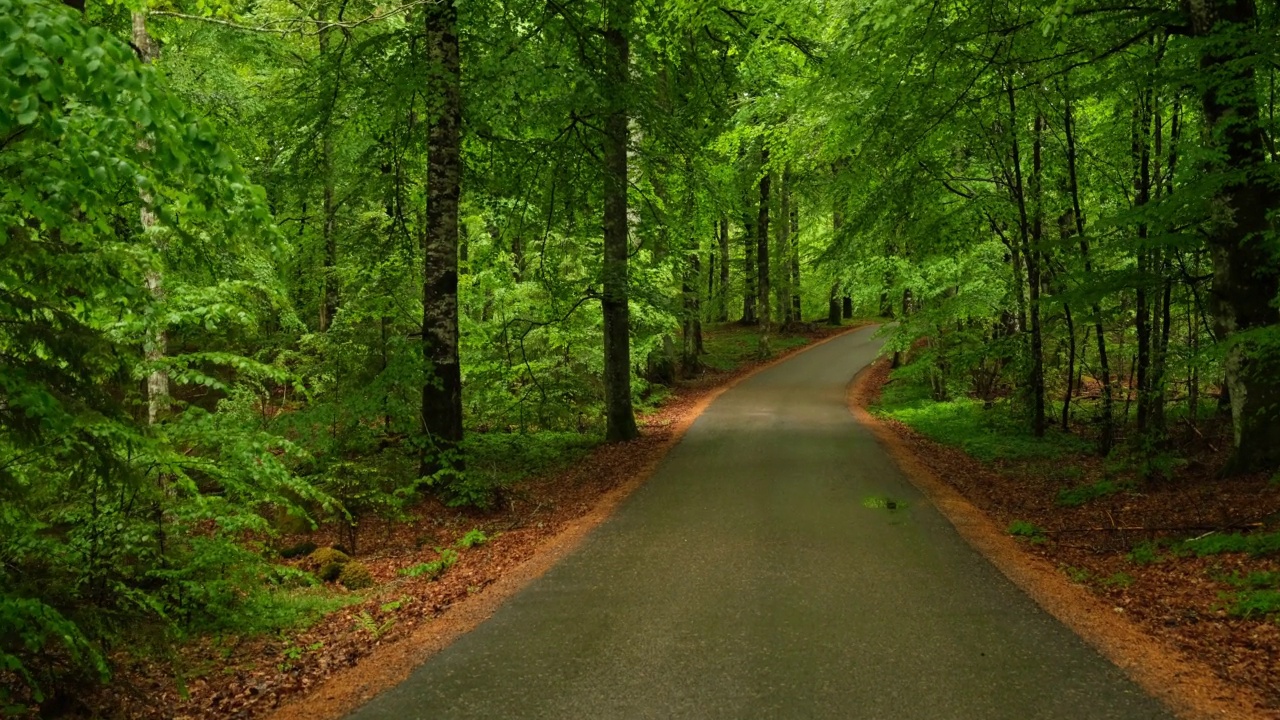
xmin=318 ymin=21 xmax=338 ymax=333
xmin=776 ymin=166 xmax=792 ymax=326
xmin=131 ymin=11 xmax=168 ymax=426
xmin=790 ymin=195 xmax=801 ymax=323
xmin=420 ymin=0 xmax=466 ymax=476
xmin=600 ymin=0 xmax=638 ymax=441
xmin=1189 ymin=0 xmax=1280 ymax=472
xmin=756 ymin=149 xmax=771 ymax=345
xmin=717 ymin=217 xmax=730 ymax=322
xmin=742 ymin=210 xmax=757 ymax=324
xmin=1065 ymin=90 xmax=1114 ymax=455
xmin=1008 ymin=79 xmax=1046 ymax=437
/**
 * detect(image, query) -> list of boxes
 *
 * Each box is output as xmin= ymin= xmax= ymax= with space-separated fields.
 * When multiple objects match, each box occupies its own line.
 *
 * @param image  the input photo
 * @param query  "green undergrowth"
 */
xmin=699 ymin=322 xmax=842 ymax=372
xmin=874 ymin=367 xmax=1090 ymax=462
xmin=464 ymin=431 xmax=600 ymax=491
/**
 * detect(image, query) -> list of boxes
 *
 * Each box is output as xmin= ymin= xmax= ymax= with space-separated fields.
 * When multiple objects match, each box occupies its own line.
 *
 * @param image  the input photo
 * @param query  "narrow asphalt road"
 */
xmin=349 ymin=326 xmax=1171 ymax=720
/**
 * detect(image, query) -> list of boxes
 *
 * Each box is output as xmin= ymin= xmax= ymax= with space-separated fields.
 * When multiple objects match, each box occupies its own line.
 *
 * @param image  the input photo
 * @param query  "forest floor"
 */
xmin=858 ymin=357 xmax=1280 ymax=719
xmin=85 ymin=320 xmax=865 ymax=720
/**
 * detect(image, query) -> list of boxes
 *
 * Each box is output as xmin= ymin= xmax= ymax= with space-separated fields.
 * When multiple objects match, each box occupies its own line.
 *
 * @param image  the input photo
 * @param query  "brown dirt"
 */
xmin=86 ymin=322 xmax=866 ymax=720
xmin=849 ymin=357 xmax=1280 ymax=720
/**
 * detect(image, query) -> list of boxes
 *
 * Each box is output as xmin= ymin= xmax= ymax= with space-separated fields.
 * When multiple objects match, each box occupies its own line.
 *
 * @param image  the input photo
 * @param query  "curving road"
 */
xmin=349 ymin=326 xmax=1170 ymax=720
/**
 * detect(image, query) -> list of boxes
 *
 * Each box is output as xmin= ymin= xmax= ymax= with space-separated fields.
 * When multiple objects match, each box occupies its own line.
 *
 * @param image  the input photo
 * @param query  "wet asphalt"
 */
xmin=348 ymin=325 xmax=1172 ymax=720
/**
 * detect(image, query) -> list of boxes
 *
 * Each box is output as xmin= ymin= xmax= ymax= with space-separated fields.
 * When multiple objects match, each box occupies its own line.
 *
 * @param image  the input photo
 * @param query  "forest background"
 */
xmin=3 ymin=0 xmax=1280 ymax=713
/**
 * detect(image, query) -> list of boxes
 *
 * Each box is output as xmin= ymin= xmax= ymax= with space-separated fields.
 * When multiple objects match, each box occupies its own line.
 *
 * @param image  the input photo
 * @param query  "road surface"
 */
xmin=349 ymin=325 xmax=1170 ymax=720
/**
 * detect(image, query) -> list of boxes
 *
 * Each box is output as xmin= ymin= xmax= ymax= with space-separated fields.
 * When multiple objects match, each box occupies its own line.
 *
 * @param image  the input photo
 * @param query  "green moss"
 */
xmin=338 ymin=561 xmax=375 ymax=590
xmin=305 ymin=547 xmax=350 ymax=569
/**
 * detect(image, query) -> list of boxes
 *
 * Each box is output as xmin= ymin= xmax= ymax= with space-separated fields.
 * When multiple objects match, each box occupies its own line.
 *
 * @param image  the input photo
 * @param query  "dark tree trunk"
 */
xmin=600 ymin=0 xmax=638 ymax=442
xmin=1189 ymin=0 xmax=1280 ymax=472
xmin=1062 ymin=303 xmax=1076 ymax=431
xmin=757 ymin=149 xmax=772 ymax=343
xmin=842 ymin=296 xmax=853 ymax=319
xmin=318 ymin=24 xmax=338 ymax=333
xmin=420 ymin=0 xmax=466 ymax=477
xmin=742 ymin=210 xmax=757 ymax=324
xmin=777 ymin=166 xmax=792 ymax=326
xmin=1133 ymin=96 xmax=1153 ymax=441
xmin=717 ymin=217 xmax=730 ymax=322
xmin=1009 ymin=80 xmax=1045 ymax=437
xmin=1065 ymin=90 xmax=1113 ymax=455
xmin=790 ymin=197 xmax=801 ymax=323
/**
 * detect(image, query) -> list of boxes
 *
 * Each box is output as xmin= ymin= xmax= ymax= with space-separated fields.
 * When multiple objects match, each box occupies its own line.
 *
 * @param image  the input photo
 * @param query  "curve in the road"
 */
xmin=348 ymin=325 xmax=1172 ymax=720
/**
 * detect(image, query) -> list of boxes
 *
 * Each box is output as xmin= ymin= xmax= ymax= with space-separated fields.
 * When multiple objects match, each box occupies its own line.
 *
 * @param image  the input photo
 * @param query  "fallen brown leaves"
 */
xmin=82 ymin=323 xmax=860 ymax=720
xmin=852 ymin=357 xmax=1280 ymax=720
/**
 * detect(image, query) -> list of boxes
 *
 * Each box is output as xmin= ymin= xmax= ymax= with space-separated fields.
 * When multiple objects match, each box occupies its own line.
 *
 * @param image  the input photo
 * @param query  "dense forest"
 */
xmin=3 ymin=0 xmax=1280 ymax=713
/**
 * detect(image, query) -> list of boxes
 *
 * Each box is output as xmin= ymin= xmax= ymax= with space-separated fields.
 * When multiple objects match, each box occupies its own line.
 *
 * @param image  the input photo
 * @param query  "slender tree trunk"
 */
xmin=1009 ymin=79 xmax=1046 ymax=437
xmin=777 ymin=166 xmax=792 ymax=326
xmin=717 ymin=217 xmax=730 ymax=322
xmin=756 ymin=149 xmax=772 ymax=353
xmin=318 ymin=23 xmax=339 ymax=333
xmin=790 ymin=197 xmax=801 ymax=323
xmin=1065 ymin=90 xmax=1113 ymax=455
xmin=742 ymin=211 xmax=757 ymax=324
xmin=130 ymin=11 xmax=169 ymax=426
xmin=1063 ymin=303 xmax=1076 ymax=431
xmin=420 ymin=0 xmax=466 ymax=476
xmin=600 ymin=0 xmax=638 ymax=441
xmin=1132 ymin=96 xmax=1154 ymax=442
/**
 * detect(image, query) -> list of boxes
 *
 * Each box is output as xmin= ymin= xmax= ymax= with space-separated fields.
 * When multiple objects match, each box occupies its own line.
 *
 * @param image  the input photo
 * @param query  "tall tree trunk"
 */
xmin=131 ymin=11 xmax=168 ymax=426
xmin=318 ymin=22 xmax=339 ymax=333
xmin=1009 ymin=79 xmax=1046 ymax=437
xmin=790 ymin=195 xmax=801 ymax=323
xmin=742 ymin=211 xmax=757 ymax=324
xmin=756 ymin=149 xmax=772 ymax=353
xmin=1062 ymin=303 xmax=1076 ymax=431
xmin=1133 ymin=96 xmax=1153 ymax=441
xmin=600 ymin=0 xmax=638 ymax=441
xmin=1189 ymin=0 xmax=1280 ymax=472
xmin=717 ymin=217 xmax=730 ymax=322
xmin=777 ymin=166 xmax=792 ymax=326
xmin=1065 ymin=90 xmax=1114 ymax=455
xmin=420 ymin=0 xmax=466 ymax=476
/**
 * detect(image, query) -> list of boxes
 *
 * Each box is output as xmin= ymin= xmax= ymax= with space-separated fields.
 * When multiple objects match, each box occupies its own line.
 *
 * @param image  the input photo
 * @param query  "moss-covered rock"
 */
xmin=304 ymin=546 xmax=350 ymax=571
xmin=317 ymin=563 xmax=344 ymax=582
xmin=338 ymin=561 xmax=375 ymax=590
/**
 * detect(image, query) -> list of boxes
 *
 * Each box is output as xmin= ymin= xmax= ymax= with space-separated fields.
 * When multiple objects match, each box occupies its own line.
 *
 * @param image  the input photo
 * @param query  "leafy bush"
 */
xmin=456 ymin=529 xmax=491 ymax=549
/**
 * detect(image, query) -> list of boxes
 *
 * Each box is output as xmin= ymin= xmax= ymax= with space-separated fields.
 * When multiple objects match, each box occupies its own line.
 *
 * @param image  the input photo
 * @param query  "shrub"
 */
xmin=456 ymin=529 xmax=490 ymax=549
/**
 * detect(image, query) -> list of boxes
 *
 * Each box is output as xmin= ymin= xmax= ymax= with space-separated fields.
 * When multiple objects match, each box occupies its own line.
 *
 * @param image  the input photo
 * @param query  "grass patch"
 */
xmin=1008 ymin=519 xmax=1046 ymax=541
xmin=874 ymin=371 xmax=1089 ymax=462
xmin=1127 ymin=540 xmax=1166 ymax=565
xmin=1227 ymin=590 xmax=1280 ymax=618
xmin=465 ymin=431 xmax=599 ymax=489
xmin=1056 ymin=479 xmax=1133 ymax=507
xmin=1179 ymin=532 xmax=1280 ymax=558
xmin=230 ymin=587 xmax=362 ymax=636
xmin=1101 ymin=572 xmax=1135 ymax=588
xmin=699 ymin=323 xmax=815 ymax=372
